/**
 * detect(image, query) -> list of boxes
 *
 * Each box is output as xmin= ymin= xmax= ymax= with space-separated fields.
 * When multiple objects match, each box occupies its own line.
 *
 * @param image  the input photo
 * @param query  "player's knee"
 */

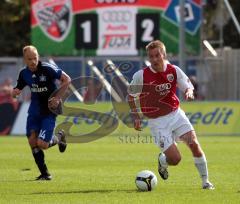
xmin=28 ymin=137 xmax=37 ymax=148
xmin=193 ymin=142 xmax=200 ymax=149
xmin=172 ymin=156 xmax=181 ymax=165
xmin=168 ymin=155 xmax=181 ymax=166
xmin=37 ymin=140 xmax=49 ymax=150
xmin=189 ymin=141 xmax=203 ymax=157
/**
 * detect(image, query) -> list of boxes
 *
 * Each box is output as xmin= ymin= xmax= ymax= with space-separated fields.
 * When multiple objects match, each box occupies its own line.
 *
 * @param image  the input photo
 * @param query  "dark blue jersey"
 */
xmin=15 ymin=61 xmax=62 ymax=116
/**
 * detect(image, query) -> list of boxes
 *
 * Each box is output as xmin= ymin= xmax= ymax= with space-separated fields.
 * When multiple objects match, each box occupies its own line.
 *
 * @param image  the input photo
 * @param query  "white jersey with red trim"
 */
xmin=128 ymin=62 xmax=194 ymax=118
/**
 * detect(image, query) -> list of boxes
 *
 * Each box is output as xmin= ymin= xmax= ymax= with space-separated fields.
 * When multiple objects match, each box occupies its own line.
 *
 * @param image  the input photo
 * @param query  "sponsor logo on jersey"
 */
xmin=155 ymin=83 xmax=171 ymax=92
xmin=31 ymin=84 xmax=48 ymax=93
xmin=155 ymin=83 xmax=171 ymax=96
xmin=33 ymin=0 xmax=72 ymax=42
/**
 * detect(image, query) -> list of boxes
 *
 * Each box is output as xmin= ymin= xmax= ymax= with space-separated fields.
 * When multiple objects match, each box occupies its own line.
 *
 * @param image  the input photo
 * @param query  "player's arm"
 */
xmin=174 ymin=66 xmax=195 ymax=101
xmin=128 ymin=95 xmax=142 ymax=131
xmin=48 ymin=71 xmax=71 ymax=109
xmin=12 ymin=70 xmax=26 ymax=98
xmin=12 ymin=88 xmax=21 ymax=98
xmin=127 ymin=71 xmax=143 ymax=131
xmin=57 ymin=71 xmax=71 ymax=98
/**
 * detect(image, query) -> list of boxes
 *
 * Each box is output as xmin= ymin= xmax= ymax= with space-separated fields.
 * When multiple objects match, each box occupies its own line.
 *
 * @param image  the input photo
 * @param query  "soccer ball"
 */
xmin=135 ymin=170 xmax=157 ymax=191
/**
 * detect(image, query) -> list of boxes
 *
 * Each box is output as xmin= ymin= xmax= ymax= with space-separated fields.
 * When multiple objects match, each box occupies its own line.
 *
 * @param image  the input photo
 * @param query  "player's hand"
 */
xmin=48 ymin=96 xmax=61 ymax=109
xmin=48 ymin=96 xmax=63 ymax=115
xmin=131 ymin=111 xmax=142 ymax=131
xmin=12 ymin=88 xmax=21 ymax=98
xmin=185 ymin=89 xmax=194 ymax=101
xmin=134 ymin=118 xmax=142 ymax=131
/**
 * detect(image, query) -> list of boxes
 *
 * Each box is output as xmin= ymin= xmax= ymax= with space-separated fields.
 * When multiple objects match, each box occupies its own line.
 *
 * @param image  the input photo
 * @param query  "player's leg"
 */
xmin=175 ymin=109 xmax=214 ymax=189
xmin=162 ymin=144 xmax=181 ymax=166
xmin=180 ymin=131 xmax=214 ymax=189
xmin=150 ymin=121 xmax=181 ymax=180
xmin=27 ymin=115 xmax=51 ymax=180
xmin=56 ymin=129 xmax=67 ymax=153
xmin=157 ymin=139 xmax=181 ymax=180
xmin=37 ymin=130 xmax=67 ymax=152
xmin=37 ymin=115 xmax=67 ymax=152
xmin=29 ymin=132 xmax=52 ymax=180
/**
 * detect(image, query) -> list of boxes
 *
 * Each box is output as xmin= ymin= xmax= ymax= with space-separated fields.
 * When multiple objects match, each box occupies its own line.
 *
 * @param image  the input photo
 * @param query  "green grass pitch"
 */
xmin=0 ymin=134 xmax=240 ymax=204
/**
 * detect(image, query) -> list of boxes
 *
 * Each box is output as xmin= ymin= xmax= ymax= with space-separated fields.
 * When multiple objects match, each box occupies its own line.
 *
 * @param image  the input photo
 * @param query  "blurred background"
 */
xmin=1 ymin=0 xmax=240 ymax=136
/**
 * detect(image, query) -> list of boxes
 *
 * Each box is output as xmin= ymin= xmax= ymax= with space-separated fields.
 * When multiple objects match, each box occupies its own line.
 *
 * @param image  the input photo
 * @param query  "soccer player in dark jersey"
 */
xmin=12 ymin=45 xmax=71 ymax=180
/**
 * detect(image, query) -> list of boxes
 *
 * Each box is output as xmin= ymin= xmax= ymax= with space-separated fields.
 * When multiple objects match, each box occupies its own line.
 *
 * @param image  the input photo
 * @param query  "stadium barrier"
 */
xmin=1 ymin=101 xmax=240 ymax=137
xmin=0 ymin=100 xmax=21 ymax=135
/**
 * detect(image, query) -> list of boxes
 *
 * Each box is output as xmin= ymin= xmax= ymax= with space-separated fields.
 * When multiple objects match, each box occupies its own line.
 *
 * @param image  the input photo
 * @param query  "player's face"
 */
xmin=24 ymin=50 xmax=39 ymax=72
xmin=147 ymin=48 xmax=164 ymax=72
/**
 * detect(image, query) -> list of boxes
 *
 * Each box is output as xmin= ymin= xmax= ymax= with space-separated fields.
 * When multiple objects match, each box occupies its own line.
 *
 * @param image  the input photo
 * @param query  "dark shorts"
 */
xmin=26 ymin=114 xmax=56 ymax=142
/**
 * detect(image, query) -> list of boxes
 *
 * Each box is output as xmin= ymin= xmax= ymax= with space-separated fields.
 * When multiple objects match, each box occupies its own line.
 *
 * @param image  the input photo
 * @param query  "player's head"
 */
xmin=146 ymin=40 xmax=167 ymax=72
xmin=23 ymin=45 xmax=39 ymax=72
xmin=146 ymin=40 xmax=166 ymax=58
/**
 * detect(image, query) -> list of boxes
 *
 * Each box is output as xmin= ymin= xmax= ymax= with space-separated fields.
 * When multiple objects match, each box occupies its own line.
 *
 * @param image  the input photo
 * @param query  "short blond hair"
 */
xmin=23 ymin=45 xmax=38 ymax=56
xmin=146 ymin=40 xmax=167 ymax=58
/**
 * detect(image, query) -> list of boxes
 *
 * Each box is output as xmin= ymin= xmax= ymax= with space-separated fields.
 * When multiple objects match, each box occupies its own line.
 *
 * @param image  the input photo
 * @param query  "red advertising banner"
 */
xmin=31 ymin=0 xmax=171 ymax=26
xmin=31 ymin=0 xmax=202 ymax=56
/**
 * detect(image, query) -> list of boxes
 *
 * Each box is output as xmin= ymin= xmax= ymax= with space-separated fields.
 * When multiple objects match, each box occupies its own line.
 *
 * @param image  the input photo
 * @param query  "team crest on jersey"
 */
xmin=39 ymin=74 xmax=46 ymax=82
xmin=167 ymin=74 xmax=174 ymax=82
xmin=33 ymin=0 xmax=72 ymax=42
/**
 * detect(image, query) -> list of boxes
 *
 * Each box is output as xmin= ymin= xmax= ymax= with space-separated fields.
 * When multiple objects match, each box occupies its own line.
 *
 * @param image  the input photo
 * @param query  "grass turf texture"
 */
xmin=0 ymin=135 xmax=240 ymax=204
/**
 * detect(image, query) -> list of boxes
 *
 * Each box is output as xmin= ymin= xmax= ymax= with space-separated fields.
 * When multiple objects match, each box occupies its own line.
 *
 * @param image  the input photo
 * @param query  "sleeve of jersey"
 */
xmin=47 ymin=63 xmax=62 ymax=80
xmin=175 ymin=65 xmax=194 ymax=92
xmin=127 ymin=70 xmax=143 ymax=97
xmin=15 ymin=70 xmax=26 ymax=90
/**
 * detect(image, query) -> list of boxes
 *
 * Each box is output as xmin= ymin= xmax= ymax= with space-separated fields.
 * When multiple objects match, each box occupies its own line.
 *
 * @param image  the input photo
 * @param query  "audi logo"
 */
xmin=102 ymin=11 xmax=132 ymax=22
xmin=155 ymin=83 xmax=171 ymax=92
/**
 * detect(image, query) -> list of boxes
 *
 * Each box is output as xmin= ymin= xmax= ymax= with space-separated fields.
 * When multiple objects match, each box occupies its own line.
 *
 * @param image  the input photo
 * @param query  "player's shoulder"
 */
xmin=166 ymin=63 xmax=181 ymax=76
xmin=167 ymin=63 xmax=180 ymax=71
xmin=41 ymin=61 xmax=60 ymax=71
xmin=133 ymin=68 xmax=144 ymax=77
xmin=132 ymin=69 xmax=143 ymax=81
xmin=18 ymin=66 xmax=29 ymax=75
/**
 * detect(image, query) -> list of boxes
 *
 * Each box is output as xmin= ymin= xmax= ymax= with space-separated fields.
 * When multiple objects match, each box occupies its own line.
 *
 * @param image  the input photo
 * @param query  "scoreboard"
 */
xmin=31 ymin=0 xmax=202 ymax=56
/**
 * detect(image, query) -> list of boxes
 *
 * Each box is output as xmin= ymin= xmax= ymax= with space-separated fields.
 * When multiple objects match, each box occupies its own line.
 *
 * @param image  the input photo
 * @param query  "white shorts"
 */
xmin=148 ymin=108 xmax=194 ymax=152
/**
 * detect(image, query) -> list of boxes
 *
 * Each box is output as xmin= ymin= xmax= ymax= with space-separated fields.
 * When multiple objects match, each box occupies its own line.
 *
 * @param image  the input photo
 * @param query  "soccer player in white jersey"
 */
xmin=128 ymin=40 xmax=214 ymax=189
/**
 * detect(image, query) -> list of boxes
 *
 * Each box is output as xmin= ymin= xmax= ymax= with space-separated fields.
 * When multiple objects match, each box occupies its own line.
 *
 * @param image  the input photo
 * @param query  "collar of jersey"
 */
xmin=149 ymin=61 xmax=168 ymax=73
